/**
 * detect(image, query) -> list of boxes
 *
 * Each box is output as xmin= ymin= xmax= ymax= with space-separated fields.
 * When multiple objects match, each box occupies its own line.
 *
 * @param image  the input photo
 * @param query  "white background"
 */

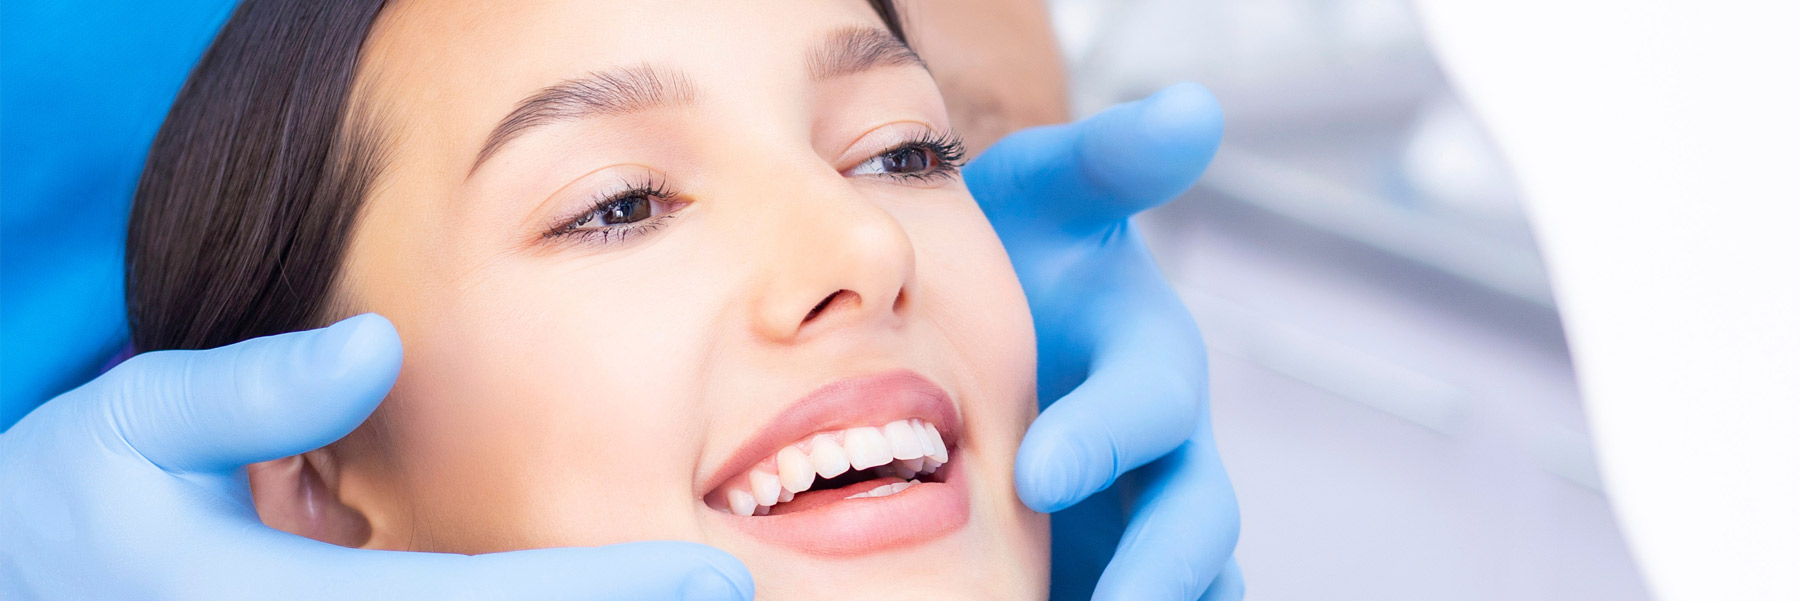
xmin=1052 ymin=1 xmax=1798 ymax=599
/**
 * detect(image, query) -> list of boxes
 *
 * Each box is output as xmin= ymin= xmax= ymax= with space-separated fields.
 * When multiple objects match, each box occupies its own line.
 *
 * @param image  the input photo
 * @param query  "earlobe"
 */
xmin=248 ymin=450 xmax=374 ymax=548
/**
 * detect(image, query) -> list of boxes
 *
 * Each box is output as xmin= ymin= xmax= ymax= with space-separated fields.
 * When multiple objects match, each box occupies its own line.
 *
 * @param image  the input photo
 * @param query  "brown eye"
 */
xmin=880 ymin=146 xmax=938 ymax=174
xmin=843 ymin=131 xmax=965 ymax=180
xmin=547 ymin=173 xmax=685 ymax=244
xmin=571 ymin=194 xmax=654 ymax=230
xmin=598 ymin=195 xmax=651 ymax=225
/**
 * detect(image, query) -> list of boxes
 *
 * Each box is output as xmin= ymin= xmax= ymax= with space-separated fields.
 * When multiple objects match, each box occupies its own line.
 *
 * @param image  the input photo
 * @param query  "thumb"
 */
xmin=207 ymin=537 xmax=754 ymax=601
xmin=429 ymin=542 xmax=755 ymax=601
xmin=1077 ymin=82 xmax=1223 ymax=219
xmin=966 ymin=82 xmax=1223 ymax=235
xmin=102 ymin=314 xmax=402 ymax=474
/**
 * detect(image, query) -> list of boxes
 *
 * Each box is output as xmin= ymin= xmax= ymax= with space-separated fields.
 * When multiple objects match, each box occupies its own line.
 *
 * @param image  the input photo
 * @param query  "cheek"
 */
xmin=355 ymin=259 xmax=720 ymax=552
xmin=907 ymin=198 xmax=1049 ymax=592
xmin=903 ymin=197 xmax=1036 ymax=443
xmin=908 ymin=199 xmax=1037 ymax=406
xmin=891 ymin=196 xmax=1038 ymax=485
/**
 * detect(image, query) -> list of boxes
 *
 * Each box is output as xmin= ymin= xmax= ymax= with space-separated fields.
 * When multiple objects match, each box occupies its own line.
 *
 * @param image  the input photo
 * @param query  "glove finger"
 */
xmin=422 ymin=542 xmax=753 ymax=601
xmin=1014 ymin=264 xmax=1207 ymax=512
xmin=192 ymin=532 xmax=753 ymax=601
xmin=966 ymin=82 xmax=1223 ymax=237
xmin=1196 ymin=558 xmax=1245 ymax=601
xmin=101 ymin=313 xmax=402 ymax=474
xmin=1091 ymin=424 xmax=1240 ymax=601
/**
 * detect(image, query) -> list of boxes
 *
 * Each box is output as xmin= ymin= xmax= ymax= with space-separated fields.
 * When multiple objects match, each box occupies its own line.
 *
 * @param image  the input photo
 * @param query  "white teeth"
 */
xmin=910 ymin=421 xmax=935 ymax=460
xmin=809 ymin=435 xmax=851 ymax=478
xmin=884 ymin=420 xmax=925 ymax=460
xmin=843 ymin=427 xmax=895 ymax=470
xmin=922 ymin=423 xmax=949 ymax=463
xmin=719 ymin=420 xmax=953 ymax=516
xmin=846 ymin=479 xmax=920 ymax=499
xmin=750 ymin=469 xmax=782 ymax=506
xmin=728 ymin=489 xmax=757 ymax=516
xmin=777 ymin=446 xmax=816 ymax=493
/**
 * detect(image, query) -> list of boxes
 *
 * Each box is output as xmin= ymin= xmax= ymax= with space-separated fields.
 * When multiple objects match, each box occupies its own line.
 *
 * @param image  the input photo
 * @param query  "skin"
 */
xmin=246 ymin=0 xmax=1047 ymax=599
xmin=901 ymin=0 xmax=1070 ymax=152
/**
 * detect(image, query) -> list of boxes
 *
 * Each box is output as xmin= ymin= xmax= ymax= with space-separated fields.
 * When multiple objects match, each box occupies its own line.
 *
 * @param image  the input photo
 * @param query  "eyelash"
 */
xmin=545 ymin=174 xmax=683 ymax=245
xmin=874 ymin=129 xmax=967 ymax=182
xmin=545 ymin=129 xmax=967 ymax=246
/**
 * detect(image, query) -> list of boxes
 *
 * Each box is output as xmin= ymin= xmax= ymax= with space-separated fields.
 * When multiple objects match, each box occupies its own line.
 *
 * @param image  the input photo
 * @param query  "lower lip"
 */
xmin=718 ymin=451 xmax=969 ymax=556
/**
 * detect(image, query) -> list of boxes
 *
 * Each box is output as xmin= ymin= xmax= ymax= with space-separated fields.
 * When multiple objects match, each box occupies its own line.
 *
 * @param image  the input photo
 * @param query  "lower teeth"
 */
xmin=846 ymin=479 xmax=921 ymax=499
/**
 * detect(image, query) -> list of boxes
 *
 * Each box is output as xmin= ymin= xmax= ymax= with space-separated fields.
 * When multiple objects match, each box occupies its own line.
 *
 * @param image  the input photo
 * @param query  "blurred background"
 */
xmin=1047 ymin=0 xmax=1653 ymax=598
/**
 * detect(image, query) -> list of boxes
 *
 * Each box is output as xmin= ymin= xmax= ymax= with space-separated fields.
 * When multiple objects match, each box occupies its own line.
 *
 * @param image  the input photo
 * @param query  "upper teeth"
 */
xmin=718 ymin=419 xmax=950 ymax=516
xmin=843 ymin=427 xmax=894 ymax=470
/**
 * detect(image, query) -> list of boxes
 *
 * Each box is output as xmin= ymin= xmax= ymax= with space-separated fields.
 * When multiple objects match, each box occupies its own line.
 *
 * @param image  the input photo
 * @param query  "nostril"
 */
xmin=804 ymin=290 xmax=848 ymax=323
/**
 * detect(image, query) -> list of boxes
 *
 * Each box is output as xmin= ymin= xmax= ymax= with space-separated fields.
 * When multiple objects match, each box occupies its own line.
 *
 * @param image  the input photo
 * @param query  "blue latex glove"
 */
xmin=0 ymin=314 xmax=754 ymax=600
xmin=965 ymin=83 xmax=1245 ymax=601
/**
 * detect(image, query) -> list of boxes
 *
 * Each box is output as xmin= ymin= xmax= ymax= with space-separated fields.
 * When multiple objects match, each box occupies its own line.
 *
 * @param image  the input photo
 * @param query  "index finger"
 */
xmin=1012 ymin=237 xmax=1209 ymax=512
xmin=965 ymin=82 xmax=1224 ymax=238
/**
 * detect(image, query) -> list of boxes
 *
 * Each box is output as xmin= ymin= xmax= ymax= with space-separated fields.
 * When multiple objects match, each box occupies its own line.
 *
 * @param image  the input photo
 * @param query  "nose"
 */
xmin=749 ymin=186 xmax=917 ymax=343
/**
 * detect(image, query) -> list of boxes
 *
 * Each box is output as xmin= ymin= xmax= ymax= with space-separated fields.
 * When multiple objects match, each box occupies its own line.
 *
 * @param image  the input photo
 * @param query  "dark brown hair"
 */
xmin=127 ymin=0 xmax=908 ymax=353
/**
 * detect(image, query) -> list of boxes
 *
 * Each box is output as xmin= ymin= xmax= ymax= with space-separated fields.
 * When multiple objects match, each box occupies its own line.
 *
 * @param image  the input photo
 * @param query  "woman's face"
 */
xmin=298 ymin=0 xmax=1045 ymax=597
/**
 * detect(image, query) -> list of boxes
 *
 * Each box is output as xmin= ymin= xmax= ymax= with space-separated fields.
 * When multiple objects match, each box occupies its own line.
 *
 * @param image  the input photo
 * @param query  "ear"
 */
xmin=248 ymin=448 xmax=373 ymax=547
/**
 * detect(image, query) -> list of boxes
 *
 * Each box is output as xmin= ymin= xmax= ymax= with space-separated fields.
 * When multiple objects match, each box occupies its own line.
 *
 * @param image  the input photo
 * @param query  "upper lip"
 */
xmin=698 ymin=369 xmax=961 ymax=498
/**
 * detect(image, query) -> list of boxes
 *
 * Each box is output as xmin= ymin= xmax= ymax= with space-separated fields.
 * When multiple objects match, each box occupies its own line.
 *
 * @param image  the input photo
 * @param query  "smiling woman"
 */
xmin=125 ymin=0 xmax=1047 ymax=599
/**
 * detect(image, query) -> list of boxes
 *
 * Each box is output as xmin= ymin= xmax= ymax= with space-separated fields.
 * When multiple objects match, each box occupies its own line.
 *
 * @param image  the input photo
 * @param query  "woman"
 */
xmin=128 ymin=0 xmax=1049 ymax=598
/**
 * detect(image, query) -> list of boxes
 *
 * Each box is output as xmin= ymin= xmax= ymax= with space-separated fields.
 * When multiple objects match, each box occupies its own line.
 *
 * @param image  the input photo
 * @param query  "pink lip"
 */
xmin=725 ymin=450 xmax=969 ymax=556
xmin=699 ymin=369 xmax=969 ymax=555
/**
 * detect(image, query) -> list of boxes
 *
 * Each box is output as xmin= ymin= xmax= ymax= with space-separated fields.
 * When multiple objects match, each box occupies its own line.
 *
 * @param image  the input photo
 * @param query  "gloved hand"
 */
xmin=966 ymin=83 xmax=1244 ymax=601
xmin=0 ymin=314 xmax=753 ymax=600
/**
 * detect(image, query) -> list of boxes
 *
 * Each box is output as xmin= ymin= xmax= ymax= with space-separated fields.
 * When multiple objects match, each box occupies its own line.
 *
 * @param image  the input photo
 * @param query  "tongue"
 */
xmin=767 ymin=476 xmax=906 ymax=516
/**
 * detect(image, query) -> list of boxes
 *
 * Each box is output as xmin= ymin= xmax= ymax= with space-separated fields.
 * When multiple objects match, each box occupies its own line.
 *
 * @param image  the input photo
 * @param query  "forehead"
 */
xmin=355 ymin=0 xmax=889 ymax=166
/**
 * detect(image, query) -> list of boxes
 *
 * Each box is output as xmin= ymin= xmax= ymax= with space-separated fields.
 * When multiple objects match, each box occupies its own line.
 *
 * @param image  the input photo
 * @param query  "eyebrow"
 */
xmin=470 ymin=64 xmax=696 ymax=174
xmin=468 ymin=27 xmax=924 ymax=177
xmin=807 ymin=26 xmax=924 ymax=81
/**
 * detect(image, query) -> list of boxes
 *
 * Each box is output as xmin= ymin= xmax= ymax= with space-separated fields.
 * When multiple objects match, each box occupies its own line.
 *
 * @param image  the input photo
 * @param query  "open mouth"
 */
xmin=700 ymin=370 xmax=972 ymax=555
xmin=705 ymin=419 xmax=954 ymax=516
